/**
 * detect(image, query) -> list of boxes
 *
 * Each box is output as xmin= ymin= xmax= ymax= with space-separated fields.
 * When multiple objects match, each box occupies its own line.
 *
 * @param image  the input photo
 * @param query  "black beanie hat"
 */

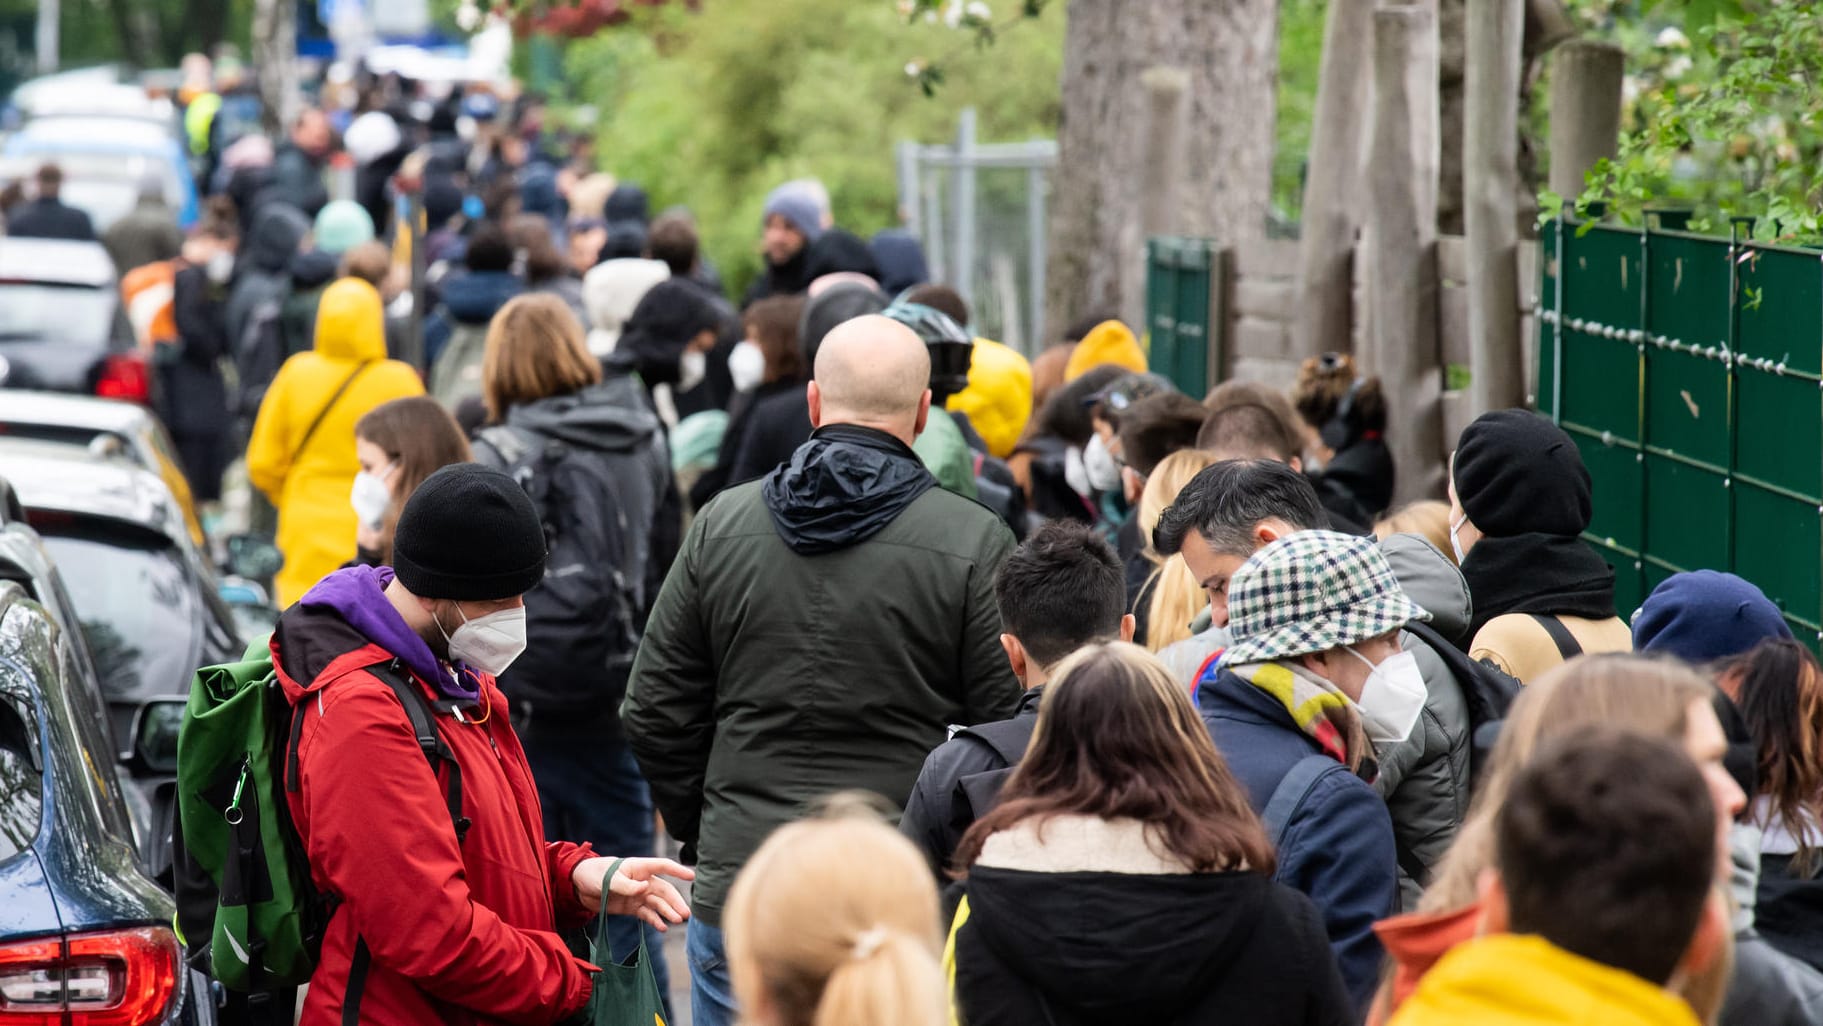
xmin=1453 ymin=409 xmax=1592 ymax=539
xmin=393 ymin=464 xmax=546 ymax=601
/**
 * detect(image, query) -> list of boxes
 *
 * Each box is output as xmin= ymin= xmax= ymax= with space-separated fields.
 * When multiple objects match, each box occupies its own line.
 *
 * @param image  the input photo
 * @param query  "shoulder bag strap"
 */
xmin=1528 ymin=613 xmax=1585 ymax=661
xmin=291 ymin=361 xmax=371 ymax=464
xmin=1263 ymin=754 xmax=1339 ymax=853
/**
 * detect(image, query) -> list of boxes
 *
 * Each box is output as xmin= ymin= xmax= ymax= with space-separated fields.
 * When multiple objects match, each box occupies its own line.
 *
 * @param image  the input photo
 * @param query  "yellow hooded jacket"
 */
xmin=1389 ymin=934 xmax=1701 ymax=1026
xmin=947 ymin=337 xmax=1033 ymax=459
xmin=1062 ymin=320 xmax=1146 ymax=381
xmin=247 ymin=278 xmax=425 ymax=605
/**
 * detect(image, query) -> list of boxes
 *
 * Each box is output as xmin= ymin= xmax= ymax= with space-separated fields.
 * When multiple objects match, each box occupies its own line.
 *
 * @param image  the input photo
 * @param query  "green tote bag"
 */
xmin=588 ymin=859 xmax=671 ymax=1026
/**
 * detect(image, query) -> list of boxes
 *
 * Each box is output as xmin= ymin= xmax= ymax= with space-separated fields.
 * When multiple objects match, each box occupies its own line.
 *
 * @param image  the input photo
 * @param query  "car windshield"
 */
xmin=0 ymin=698 xmax=42 ymax=863
xmin=56 ymin=180 xmax=140 ymax=230
xmin=0 ymin=284 xmax=114 ymax=341
xmin=35 ymin=530 xmax=199 ymax=705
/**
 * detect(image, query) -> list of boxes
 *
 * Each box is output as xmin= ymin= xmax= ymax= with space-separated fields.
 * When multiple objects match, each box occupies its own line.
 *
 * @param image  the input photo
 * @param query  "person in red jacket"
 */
xmin=274 ymin=463 xmax=692 ymax=1025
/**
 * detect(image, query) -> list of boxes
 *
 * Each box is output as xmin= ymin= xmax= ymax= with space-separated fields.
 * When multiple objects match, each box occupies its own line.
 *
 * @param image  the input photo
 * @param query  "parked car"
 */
xmin=0 ymin=579 xmax=214 ymax=1025
xmin=0 ymin=439 xmax=239 ymax=749
xmin=1 ymin=112 xmax=198 ymax=229
xmin=0 ymin=390 xmax=207 ymax=551
xmin=0 ymin=239 xmax=150 ymax=405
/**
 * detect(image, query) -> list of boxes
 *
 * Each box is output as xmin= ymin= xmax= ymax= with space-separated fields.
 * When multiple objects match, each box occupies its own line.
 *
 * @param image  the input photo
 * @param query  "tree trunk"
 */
xmin=252 ymin=0 xmax=298 ymax=135
xmin=1464 ymin=0 xmax=1526 ymax=414
xmin=1292 ymin=0 xmax=1375 ymax=363
xmin=1368 ymin=3 xmax=1443 ymax=503
xmin=1044 ymin=0 xmax=1278 ymax=343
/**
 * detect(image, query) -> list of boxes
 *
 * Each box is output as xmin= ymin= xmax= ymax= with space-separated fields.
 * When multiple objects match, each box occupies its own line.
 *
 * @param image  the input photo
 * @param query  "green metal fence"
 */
xmin=1145 ymin=237 xmax=1220 ymax=397
xmin=1537 ymin=218 xmax=1823 ymax=645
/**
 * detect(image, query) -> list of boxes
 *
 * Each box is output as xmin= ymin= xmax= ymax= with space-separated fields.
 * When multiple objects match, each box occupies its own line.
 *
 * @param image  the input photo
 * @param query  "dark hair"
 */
xmin=954 ymin=643 xmax=1276 ymax=877
xmin=35 ymin=163 xmax=61 ymax=194
xmin=1198 ymin=403 xmax=1301 ymax=461
xmin=1202 ymin=380 xmax=1303 ymax=456
xmin=743 ymin=294 xmax=806 ymax=385
xmin=1034 ymin=365 xmax=1127 ymax=447
xmin=1062 ymin=311 xmax=1115 ymax=346
xmin=902 ymin=284 xmax=969 ymax=328
xmin=1496 ymin=727 xmax=1716 ymax=986
xmin=507 ymin=214 xmax=566 ymax=283
xmin=197 ymin=195 xmax=240 ymax=242
xmin=465 ymin=221 xmax=515 ymax=272
xmin=646 ymin=213 xmax=699 ymax=277
xmin=995 ymin=520 xmax=1126 ymax=668
xmin=1153 ymin=459 xmax=1325 ymax=558
xmin=1722 ymin=639 xmax=1823 ymax=873
xmin=1117 ymin=393 xmax=1206 ymax=478
xmin=1293 ymin=353 xmax=1387 ymax=446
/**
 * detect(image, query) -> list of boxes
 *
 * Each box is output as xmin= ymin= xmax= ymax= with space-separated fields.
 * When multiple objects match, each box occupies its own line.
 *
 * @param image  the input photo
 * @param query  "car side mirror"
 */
xmin=128 ymin=698 xmax=185 ymax=775
xmin=225 ymin=534 xmax=284 ymax=582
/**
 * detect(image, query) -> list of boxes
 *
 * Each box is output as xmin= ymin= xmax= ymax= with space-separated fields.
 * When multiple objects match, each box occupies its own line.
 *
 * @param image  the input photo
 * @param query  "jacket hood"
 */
xmin=604 ymin=183 xmax=649 ymax=224
xmin=582 ymin=258 xmax=669 ymax=340
xmin=442 ymin=270 xmax=525 ymax=325
xmin=278 ymin=565 xmax=477 ymax=703
xmin=1398 ymin=934 xmax=1700 ymax=1026
xmin=245 ymin=203 xmax=310 ymax=273
xmin=503 ymin=376 xmax=662 ymax=455
xmin=1380 ymin=533 xmax=1473 ymax=646
xmin=289 ymin=248 xmax=340 ymax=289
xmin=315 ymin=277 xmax=388 ymax=361
xmin=618 ymin=278 xmax=727 ymax=387
xmin=761 ymin=424 xmax=936 ymax=555
xmin=965 ymin=853 xmax=1278 ymax=1018
xmin=1064 ymin=320 xmax=1147 ymax=381
xmin=948 ymin=337 xmax=1033 ymax=459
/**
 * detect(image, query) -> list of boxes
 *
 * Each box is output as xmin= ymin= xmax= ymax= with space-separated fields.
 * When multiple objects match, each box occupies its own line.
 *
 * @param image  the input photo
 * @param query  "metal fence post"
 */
xmin=953 ymin=108 xmax=978 ymax=311
xmin=1027 ymin=162 xmax=1048 ymax=346
xmin=897 ymin=141 xmax=923 ymax=242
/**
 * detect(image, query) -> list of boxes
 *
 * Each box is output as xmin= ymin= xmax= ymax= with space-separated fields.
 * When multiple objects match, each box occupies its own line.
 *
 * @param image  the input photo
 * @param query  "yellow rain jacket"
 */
xmin=247 ymin=279 xmax=424 ymax=605
xmin=1062 ymin=320 xmax=1146 ymax=381
xmin=1389 ymin=934 xmax=1701 ymax=1026
xmin=947 ymin=337 xmax=1032 ymax=459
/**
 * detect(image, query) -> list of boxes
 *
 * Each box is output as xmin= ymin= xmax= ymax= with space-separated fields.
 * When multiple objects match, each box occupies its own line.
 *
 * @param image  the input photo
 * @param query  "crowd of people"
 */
xmin=7 ymin=59 xmax=1821 ymax=1026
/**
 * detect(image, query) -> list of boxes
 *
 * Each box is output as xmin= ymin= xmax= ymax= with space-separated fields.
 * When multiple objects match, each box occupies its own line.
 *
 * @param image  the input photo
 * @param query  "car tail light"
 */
xmin=94 ymin=353 xmax=151 ymax=405
xmin=0 ymin=926 xmax=180 ymax=1025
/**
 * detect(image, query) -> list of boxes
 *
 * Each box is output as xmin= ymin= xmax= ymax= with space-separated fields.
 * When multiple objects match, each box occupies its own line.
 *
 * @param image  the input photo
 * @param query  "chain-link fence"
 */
xmin=897 ymin=108 xmax=1055 ymax=356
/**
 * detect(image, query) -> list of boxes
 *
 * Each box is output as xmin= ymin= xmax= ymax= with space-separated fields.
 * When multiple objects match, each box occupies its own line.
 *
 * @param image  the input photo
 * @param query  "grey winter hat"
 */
xmin=1222 ymin=530 xmax=1428 ymax=667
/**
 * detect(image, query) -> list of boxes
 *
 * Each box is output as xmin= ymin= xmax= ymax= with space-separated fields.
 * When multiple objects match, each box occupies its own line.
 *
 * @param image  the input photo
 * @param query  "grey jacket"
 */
xmin=1374 ymin=534 xmax=1474 ymax=909
xmin=1722 ymin=822 xmax=1823 ymax=1026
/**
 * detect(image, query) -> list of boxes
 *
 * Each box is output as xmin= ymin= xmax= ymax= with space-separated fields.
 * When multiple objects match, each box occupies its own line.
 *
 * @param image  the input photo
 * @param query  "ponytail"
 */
xmin=813 ymin=927 xmax=946 ymax=1026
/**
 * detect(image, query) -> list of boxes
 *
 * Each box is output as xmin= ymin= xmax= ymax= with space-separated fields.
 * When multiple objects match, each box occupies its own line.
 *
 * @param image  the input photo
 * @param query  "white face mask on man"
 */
xmin=434 ymin=602 xmax=529 ymax=677
xmin=1343 ymin=646 xmax=1428 ymax=745
xmin=728 ymin=340 xmax=765 ymax=393
xmin=678 ymin=349 xmax=708 ymax=393
xmin=1083 ymin=433 xmax=1124 ymax=493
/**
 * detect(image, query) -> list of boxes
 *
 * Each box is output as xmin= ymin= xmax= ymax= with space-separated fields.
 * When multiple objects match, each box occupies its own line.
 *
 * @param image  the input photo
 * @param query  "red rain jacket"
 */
xmin=276 ymin=630 xmax=596 ymax=1025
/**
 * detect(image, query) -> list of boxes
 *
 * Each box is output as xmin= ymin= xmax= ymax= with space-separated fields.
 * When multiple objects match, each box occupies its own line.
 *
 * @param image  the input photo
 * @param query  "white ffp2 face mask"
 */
xmin=350 ymin=465 xmax=394 ymax=529
xmin=728 ymin=340 xmax=765 ymax=392
xmin=1347 ymin=646 xmax=1428 ymax=745
xmin=1083 ymin=433 xmax=1123 ymax=493
xmin=436 ymin=603 xmax=529 ymax=677
xmin=678 ymin=349 xmax=708 ymax=392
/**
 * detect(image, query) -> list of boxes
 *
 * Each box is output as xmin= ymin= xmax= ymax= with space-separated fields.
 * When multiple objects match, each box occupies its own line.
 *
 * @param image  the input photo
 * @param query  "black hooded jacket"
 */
xmin=952 ymin=858 xmax=1352 ymax=1026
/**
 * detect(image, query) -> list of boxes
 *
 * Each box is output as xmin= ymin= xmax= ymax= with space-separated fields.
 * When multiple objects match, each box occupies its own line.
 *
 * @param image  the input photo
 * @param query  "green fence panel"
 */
xmin=1145 ymin=237 xmax=1216 ymax=397
xmin=1540 ymin=218 xmax=1823 ymax=645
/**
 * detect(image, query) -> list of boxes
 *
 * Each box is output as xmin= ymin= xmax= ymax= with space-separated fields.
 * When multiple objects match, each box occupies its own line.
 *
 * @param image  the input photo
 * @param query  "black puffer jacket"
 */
xmin=900 ymin=687 xmax=1042 ymax=876
xmin=623 ymin=424 xmax=1020 ymax=926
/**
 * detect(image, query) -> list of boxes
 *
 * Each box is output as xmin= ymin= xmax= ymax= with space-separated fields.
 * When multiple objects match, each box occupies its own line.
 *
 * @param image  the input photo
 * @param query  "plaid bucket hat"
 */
xmin=1221 ymin=530 xmax=1430 ymax=667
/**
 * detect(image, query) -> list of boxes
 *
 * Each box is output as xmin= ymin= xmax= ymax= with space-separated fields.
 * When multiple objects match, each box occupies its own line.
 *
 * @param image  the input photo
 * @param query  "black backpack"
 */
xmin=1402 ymin=619 xmax=1522 ymax=782
xmin=475 ymin=425 xmax=644 ymax=717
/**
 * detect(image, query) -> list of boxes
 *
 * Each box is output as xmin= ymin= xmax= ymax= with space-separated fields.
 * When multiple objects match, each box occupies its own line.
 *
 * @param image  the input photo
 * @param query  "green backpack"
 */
xmin=175 ymin=632 xmax=466 ymax=1001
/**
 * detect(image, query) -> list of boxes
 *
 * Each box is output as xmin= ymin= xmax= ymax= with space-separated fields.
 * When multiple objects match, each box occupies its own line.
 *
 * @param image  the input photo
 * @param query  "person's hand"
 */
xmin=571 ymin=857 xmax=694 ymax=931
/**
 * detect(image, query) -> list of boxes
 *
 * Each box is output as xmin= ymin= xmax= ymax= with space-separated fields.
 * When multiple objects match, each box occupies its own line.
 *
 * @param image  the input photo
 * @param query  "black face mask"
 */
xmin=928 ymin=339 xmax=974 ymax=405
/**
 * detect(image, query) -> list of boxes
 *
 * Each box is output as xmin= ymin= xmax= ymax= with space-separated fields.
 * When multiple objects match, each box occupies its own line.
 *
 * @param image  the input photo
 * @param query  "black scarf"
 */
xmin=1462 ymin=532 xmax=1619 ymax=638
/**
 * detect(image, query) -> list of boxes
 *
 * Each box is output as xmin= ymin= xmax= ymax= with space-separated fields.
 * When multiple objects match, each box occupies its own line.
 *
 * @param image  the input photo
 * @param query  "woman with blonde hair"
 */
xmin=1373 ymin=655 xmax=1747 ymax=1024
xmin=724 ymin=803 xmax=946 ymax=1026
xmin=1134 ymin=449 xmax=1219 ymax=650
xmin=470 ymin=292 xmax=684 ymax=1001
xmin=948 ymin=643 xmax=1351 ymax=1024
xmin=1374 ymin=501 xmax=1455 ymax=566
xmin=350 ymin=396 xmax=471 ymax=566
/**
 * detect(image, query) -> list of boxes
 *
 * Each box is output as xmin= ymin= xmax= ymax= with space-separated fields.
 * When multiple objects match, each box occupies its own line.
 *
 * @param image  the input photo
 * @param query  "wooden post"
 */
xmin=1292 ymin=0 xmax=1375 ymax=361
xmin=1139 ymin=66 xmax=1191 ymax=239
xmin=1370 ymin=3 xmax=1444 ymax=502
xmin=1547 ymin=39 xmax=1625 ymax=205
xmin=1463 ymin=0 xmax=1526 ymax=414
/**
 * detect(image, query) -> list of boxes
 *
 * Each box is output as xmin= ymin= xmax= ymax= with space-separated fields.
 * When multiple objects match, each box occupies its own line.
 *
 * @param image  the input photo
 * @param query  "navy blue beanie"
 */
xmin=1632 ymin=570 xmax=1792 ymax=665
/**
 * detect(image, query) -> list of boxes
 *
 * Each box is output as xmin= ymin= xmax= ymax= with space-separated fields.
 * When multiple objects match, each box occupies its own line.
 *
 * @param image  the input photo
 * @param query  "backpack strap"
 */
xmin=1528 ymin=613 xmax=1584 ymax=661
xmin=1262 ymin=754 xmax=1339 ymax=853
xmin=290 ymin=362 xmax=371 ymax=464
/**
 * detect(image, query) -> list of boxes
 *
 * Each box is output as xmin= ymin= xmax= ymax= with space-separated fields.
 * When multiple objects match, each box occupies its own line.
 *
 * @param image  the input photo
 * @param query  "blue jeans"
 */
xmin=519 ymin=716 xmax=671 ymax=1015
xmin=686 ymin=919 xmax=738 ymax=1026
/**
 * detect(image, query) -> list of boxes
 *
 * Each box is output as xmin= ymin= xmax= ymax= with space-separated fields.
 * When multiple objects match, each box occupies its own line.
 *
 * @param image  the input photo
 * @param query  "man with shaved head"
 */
xmin=624 ymin=313 xmax=1020 ymax=1026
